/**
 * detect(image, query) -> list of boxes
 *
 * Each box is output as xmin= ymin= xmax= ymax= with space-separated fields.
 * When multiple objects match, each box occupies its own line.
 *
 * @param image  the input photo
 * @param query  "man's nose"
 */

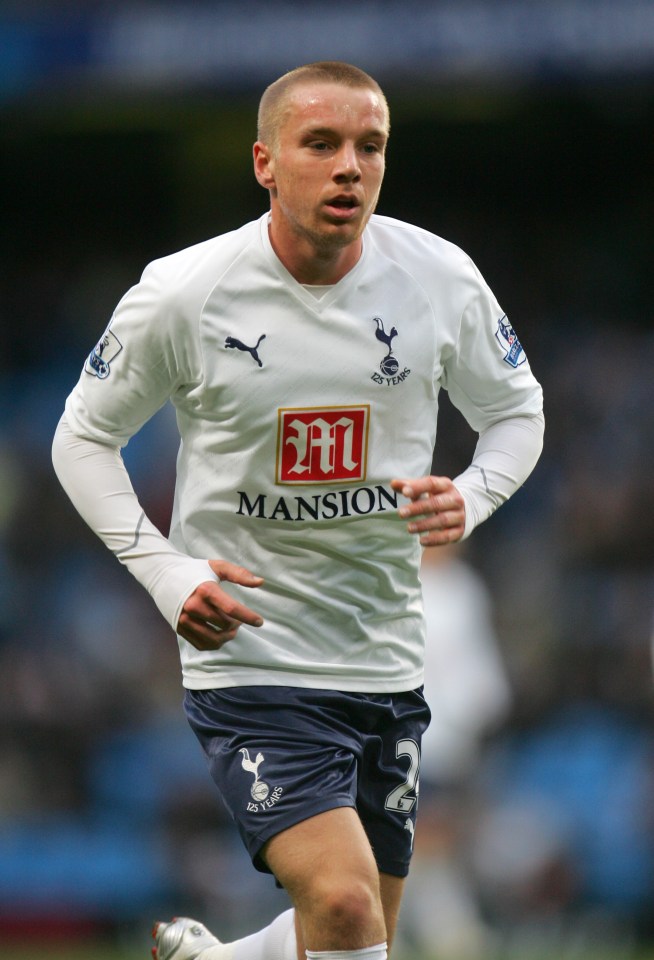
xmin=333 ymin=143 xmax=361 ymax=180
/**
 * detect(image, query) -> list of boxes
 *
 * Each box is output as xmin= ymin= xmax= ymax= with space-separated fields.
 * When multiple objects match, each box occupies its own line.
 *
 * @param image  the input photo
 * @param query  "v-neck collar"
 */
xmin=258 ymin=214 xmax=368 ymax=313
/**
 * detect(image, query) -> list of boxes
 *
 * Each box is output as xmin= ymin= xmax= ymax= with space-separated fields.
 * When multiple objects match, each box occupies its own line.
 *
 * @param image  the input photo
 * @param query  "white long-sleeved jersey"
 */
xmin=53 ymin=213 xmax=543 ymax=692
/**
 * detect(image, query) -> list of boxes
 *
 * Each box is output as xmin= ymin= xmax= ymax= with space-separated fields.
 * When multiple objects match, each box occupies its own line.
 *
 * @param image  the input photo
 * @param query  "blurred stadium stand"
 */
xmin=1 ymin=1 xmax=654 ymax=98
xmin=1 ymin=1 xmax=653 ymax=954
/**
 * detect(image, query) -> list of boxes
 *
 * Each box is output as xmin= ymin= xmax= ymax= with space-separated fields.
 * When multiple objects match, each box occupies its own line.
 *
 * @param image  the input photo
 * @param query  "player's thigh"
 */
xmin=262 ymin=806 xmax=382 ymax=908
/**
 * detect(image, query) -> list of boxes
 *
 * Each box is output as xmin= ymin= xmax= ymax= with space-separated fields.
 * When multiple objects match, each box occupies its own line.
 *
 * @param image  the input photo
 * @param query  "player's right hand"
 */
xmin=176 ymin=560 xmax=264 ymax=650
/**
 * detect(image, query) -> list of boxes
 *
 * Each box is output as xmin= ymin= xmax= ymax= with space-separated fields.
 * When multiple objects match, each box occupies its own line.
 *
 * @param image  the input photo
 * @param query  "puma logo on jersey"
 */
xmin=225 ymin=334 xmax=266 ymax=367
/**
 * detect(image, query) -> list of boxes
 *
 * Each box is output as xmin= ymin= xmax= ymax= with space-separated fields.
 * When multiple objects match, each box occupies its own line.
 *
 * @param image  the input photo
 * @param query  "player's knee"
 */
xmin=311 ymin=875 xmax=383 ymax=936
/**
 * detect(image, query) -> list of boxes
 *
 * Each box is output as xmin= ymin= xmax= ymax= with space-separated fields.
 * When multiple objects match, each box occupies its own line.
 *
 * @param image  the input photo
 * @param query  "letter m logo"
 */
xmin=276 ymin=405 xmax=370 ymax=484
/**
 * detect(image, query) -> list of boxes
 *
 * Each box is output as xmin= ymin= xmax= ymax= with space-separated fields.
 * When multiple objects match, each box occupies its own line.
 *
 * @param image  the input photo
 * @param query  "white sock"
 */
xmin=305 ymin=945 xmax=387 ymax=960
xmin=201 ymin=908 xmax=297 ymax=960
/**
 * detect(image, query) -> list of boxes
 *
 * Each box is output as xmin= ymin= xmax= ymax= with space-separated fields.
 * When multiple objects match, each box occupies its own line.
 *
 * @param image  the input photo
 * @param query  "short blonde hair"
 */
xmin=257 ymin=61 xmax=389 ymax=152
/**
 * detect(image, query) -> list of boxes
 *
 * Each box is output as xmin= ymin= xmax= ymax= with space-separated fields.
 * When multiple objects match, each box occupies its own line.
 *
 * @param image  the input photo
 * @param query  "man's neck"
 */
xmin=267 ymin=218 xmax=362 ymax=285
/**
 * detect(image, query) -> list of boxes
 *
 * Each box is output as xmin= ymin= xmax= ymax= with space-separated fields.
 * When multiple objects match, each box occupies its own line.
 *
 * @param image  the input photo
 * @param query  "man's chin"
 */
xmin=313 ymin=219 xmax=364 ymax=251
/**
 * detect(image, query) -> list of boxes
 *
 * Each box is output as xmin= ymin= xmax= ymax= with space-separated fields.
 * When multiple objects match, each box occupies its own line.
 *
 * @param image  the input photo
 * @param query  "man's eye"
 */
xmin=310 ymin=141 xmax=330 ymax=151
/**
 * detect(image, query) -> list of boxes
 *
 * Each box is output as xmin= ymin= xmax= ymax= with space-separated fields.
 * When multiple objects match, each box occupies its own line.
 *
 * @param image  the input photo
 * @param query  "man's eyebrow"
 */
xmin=301 ymin=126 xmax=336 ymax=139
xmin=301 ymin=125 xmax=388 ymax=141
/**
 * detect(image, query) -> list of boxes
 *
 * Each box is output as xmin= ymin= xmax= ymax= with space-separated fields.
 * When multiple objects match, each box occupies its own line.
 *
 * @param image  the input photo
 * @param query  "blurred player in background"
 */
xmin=52 ymin=61 xmax=544 ymax=960
xmin=398 ymin=546 xmax=512 ymax=959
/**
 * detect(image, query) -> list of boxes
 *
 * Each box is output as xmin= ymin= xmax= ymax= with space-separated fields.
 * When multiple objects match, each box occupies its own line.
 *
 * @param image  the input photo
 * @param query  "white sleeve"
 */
xmin=453 ymin=411 xmax=545 ymax=539
xmin=51 ymin=413 xmax=218 ymax=630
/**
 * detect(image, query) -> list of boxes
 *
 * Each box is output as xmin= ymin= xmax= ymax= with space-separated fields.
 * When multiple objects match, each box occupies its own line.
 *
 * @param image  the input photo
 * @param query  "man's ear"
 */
xmin=253 ymin=142 xmax=275 ymax=190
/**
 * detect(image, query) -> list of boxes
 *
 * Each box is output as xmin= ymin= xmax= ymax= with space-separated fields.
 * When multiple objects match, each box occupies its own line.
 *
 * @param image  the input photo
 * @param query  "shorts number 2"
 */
xmin=384 ymin=738 xmax=420 ymax=813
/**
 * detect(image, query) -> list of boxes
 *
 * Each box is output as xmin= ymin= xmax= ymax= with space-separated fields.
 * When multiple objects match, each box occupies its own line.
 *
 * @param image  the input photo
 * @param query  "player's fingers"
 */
xmin=418 ymin=524 xmax=465 ymax=547
xmin=406 ymin=508 xmax=464 ymax=533
xmin=398 ymin=492 xmax=464 ymax=521
xmin=208 ymin=559 xmax=264 ymax=587
xmin=206 ymin=589 xmax=264 ymax=628
xmin=176 ymin=615 xmax=241 ymax=651
xmin=182 ymin=581 xmax=264 ymax=629
xmin=391 ymin=475 xmax=454 ymax=500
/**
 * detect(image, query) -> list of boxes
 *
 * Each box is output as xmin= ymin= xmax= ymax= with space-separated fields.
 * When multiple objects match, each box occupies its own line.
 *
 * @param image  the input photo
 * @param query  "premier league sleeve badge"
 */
xmin=85 ymin=327 xmax=123 ymax=379
xmin=495 ymin=314 xmax=526 ymax=368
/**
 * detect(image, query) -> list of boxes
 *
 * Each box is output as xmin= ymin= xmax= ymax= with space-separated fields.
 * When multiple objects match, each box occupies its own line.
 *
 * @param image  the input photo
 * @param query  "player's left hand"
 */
xmin=391 ymin=475 xmax=466 ymax=546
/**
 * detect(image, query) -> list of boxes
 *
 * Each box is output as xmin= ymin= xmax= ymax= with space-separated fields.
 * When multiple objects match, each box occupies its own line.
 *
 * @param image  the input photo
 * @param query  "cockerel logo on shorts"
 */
xmin=239 ymin=748 xmax=270 ymax=801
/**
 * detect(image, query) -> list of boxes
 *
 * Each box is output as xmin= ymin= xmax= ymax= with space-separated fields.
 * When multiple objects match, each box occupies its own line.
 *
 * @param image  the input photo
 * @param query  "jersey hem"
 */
xmin=181 ymin=671 xmax=425 ymax=694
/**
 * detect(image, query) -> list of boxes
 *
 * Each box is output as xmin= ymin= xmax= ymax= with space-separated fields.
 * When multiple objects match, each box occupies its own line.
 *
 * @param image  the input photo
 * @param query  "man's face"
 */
xmin=256 ymin=82 xmax=389 ymax=256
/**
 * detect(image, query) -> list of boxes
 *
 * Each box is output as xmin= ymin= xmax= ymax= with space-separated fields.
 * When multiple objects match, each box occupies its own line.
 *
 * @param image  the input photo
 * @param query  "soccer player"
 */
xmin=52 ymin=62 xmax=544 ymax=960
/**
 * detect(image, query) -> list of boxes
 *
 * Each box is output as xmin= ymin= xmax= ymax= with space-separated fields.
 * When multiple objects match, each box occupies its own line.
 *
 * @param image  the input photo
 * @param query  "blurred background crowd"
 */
xmin=1 ymin=2 xmax=653 ymax=957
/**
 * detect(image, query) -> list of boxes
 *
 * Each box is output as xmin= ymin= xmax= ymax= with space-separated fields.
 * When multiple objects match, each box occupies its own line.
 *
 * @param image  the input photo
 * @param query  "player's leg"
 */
xmin=350 ymin=688 xmax=429 ymax=958
xmin=153 ymin=687 xmax=424 ymax=960
xmin=153 ymin=806 xmax=388 ymax=960
xmin=152 ymin=908 xmax=296 ymax=960
xmin=152 ymin=870 xmax=405 ymax=960
xmin=262 ymin=806 xmax=387 ymax=953
xmin=378 ymin=872 xmax=405 ymax=953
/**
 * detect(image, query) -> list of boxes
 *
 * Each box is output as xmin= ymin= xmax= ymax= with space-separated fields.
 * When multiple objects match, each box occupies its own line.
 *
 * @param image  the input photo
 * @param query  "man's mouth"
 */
xmin=324 ymin=195 xmax=360 ymax=219
xmin=328 ymin=195 xmax=359 ymax=209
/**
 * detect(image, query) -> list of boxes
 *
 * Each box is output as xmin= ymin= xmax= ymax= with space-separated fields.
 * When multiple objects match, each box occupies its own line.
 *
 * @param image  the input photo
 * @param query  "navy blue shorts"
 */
xmin=184 ymin=685 xmax=430 ymax=879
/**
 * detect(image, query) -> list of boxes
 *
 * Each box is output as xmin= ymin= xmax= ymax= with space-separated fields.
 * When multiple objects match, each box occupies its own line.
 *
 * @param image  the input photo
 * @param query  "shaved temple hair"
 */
xmin=257 ymin=61 xmax=390 ymax=153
